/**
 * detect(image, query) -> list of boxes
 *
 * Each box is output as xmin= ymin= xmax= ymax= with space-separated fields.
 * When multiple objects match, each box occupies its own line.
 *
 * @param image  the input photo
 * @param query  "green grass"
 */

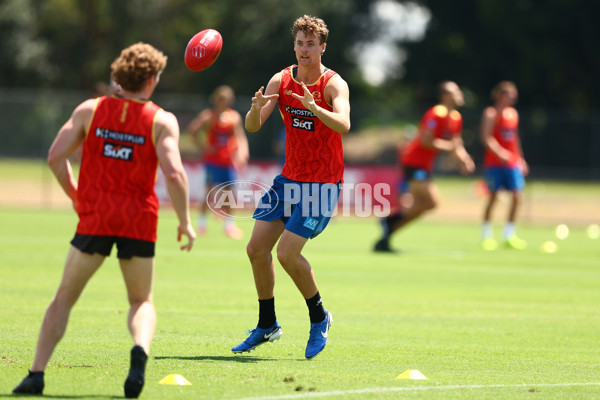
xmin=1 ymin=208 xmax=600 ymax=399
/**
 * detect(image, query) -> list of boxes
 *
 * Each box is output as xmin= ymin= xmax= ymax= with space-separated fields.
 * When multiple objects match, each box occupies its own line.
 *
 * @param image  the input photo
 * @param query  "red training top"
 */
xmin=279 ymin=65 xmax=344 ymax=183
xmin=483 ymin=107 xmax=521 ymax=168
xmin=401 ymin=105 xmax=463 ymax=172
xmin=203 ymin=108 xmax=238 ymax=167
xmin=76 ymin=95 xmax=161 ymax=242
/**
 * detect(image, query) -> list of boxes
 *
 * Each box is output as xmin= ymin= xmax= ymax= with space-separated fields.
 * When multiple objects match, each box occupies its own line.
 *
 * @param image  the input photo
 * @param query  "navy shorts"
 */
xmin=205 ymin=163 xmax=236 ymax=186
xmin=483 ymin=167 xmax=525 ymax=192
xmin=71 ymin=233 xmax=155 ymax=259
xmin=253 ymin=175 xmax=340 ymax=239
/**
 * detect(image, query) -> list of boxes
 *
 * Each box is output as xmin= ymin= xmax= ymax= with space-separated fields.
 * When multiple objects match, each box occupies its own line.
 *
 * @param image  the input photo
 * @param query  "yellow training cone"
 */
xmin=159 ymin=374 xmax=192 ymax=385
xmin=396 ymin=370 xmax=428 ymax=380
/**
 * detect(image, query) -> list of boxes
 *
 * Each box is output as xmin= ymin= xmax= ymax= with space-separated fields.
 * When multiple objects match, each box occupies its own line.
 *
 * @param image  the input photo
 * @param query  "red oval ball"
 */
xmin=184 ymin=29 xmax=223 ymax=71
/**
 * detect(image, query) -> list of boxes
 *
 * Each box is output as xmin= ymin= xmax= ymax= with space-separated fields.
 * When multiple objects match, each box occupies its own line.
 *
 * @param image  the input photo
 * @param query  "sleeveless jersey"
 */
xmin=76 ymin=95 xmax=161 ymax=242
xmin=401 ymin=105 xmax=463 ymax=172
xmin=203 ymin=108 xmax=238 ymax=167
xmin=279 ymin=65 xmax=344 ymax=183
xmin=483 ymin=106 xmax=521 ymax=168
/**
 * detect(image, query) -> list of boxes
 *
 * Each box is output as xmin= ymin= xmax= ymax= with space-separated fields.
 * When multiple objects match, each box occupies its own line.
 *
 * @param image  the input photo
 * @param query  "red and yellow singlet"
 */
xmin=279 ymin=65 xmax=344 ymax=183
xmin=483 ymin=106 xmax=521 ymax=168
xmin=203 ymin=108 xmax=238 ymax=167
xmin=76 ymin=95 xmax=161 ymax=242
xmin=401 ymin=105 xmax=463 ymax=172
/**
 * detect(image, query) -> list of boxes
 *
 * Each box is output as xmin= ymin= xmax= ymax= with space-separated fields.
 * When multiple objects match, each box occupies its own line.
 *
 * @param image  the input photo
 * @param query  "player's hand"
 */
xmin=461 ymin=157 xmax=476 ymax=175
xmin=520 ymin=159 xmax=529 ymax=176
xmin=292 ymin=83 xmax=318 ymax=113
xmin=498 ymin=149 xmax=512 ymax=164
xmin=232 ymin=152 xmax=248 ymax=172
xmin=251 ymin=86 xmax=279 ymax=111
xmin=177 ymin=222 xmax=196 ymax=251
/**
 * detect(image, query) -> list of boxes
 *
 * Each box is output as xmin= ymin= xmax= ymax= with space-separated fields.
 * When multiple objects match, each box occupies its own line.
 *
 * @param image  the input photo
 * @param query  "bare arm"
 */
xmin=155 ymin=110 xmax=196 ymax=251
xmin=231 ymin=111 xmax=249 ymax=170
xmin=451 ymin=136 xmax=475 ymax=174
xmin=186 ymin=109 xmax=211 ymax=150
xmin=480 ymin=107 xmax=511 ymax=163
xmin=245 ymin=73 xmax=281 ymax=132
xmin=420 ymin=129 xmax=455 ymax=152
xmin=47 ymin=99 xmax=96 ymax=210
xmin=293 ymin=75 xmax=351 ymax=135
xmin=515 ymin=127 xmax=529 ymax=176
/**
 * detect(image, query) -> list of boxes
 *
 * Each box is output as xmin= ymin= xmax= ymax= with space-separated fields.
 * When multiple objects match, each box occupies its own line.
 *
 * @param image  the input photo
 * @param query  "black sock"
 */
xmin=306 ymin=292 xmax=326 ymax=323
xmin=383 ymin=212 xmax=404 ymax=239
xmin=257 ymin=297 xmax=276 ymax=329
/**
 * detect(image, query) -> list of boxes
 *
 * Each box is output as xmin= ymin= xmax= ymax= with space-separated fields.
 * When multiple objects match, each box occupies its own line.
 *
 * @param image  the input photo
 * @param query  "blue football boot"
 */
xmin=232 ymin=322 xmax=282 ymax=353
xmin=305 ymin=310 xmax=332 ymax=359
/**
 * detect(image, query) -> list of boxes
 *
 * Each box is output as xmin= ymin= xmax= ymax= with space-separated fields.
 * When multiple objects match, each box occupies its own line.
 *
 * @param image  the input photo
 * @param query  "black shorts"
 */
xmin=402 ymin=166 xmax=432 ymax=182
xmin=71 ymin=233 xmax=155 ymax=259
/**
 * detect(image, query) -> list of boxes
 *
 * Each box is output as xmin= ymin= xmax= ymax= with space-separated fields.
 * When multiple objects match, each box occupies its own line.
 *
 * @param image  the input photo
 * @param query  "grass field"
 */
xmin=1 ymin=206 xmax=599 ymax=399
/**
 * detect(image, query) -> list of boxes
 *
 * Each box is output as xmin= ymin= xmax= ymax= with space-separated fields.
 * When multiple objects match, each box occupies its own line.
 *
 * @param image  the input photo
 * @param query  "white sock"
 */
xmin=482 ymin=221 xmax=493 ymax=239
xmin=197 ymin=215 xmax=207 ymax=228
xmin=223 ymin=218 xmax=234 ymax=228
xmin=503 ymin=222 xmax=515 ymax=239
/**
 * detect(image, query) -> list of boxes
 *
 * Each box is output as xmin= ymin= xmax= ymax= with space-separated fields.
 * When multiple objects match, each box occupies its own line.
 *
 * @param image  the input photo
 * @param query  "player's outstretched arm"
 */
xmin=155 ymin=110 xmax=196 ymax=251
xmin=245 ymin=73 xmax=280 ymax=132
xmin=47 ymin=99 xmax=95 ymax=211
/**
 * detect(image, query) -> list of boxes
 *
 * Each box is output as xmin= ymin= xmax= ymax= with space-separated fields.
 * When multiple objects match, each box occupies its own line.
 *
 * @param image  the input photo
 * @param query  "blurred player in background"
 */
xmin=374 ymin=81 xmax=475 ymax=252
xmin=231 ymin=15 xmax=350 ymax=359
xmin=480 ymin=81 xmax=528 ymax=250
xmin=13 ymin=42 xmax=195 ymax=398
xmin=187 ymin=85 xmax=249 ymax=239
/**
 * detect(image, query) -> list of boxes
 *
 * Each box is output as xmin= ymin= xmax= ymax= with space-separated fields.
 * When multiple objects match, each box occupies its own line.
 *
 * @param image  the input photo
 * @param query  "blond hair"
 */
xmin=491 ymin=81 xmax=517 ymax=102
xmin=292 ymin=15 xmax=329 ymax=44
xmin=210 ymin=85 xmax=235 ymax=106
xmin=110 ymin=42 xmax=167 ymax=92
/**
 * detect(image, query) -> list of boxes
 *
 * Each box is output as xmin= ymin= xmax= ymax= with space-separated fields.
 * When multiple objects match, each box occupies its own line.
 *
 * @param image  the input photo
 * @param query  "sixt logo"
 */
xmin=104 ymin=141 xmax=133 ymax=161
xmin=292 ymin=118 xmax=314 ymax=131
xmin=192 ymin=45 xmax=205 ymax=59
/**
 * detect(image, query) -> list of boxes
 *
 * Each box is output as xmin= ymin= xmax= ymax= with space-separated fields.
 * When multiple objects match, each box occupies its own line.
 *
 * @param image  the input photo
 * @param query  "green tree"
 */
xmin=401 ymin=0 xmax=600 ymax=111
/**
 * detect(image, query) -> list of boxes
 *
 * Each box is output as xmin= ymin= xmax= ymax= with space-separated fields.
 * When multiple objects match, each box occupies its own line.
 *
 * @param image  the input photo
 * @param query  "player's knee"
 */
xmin=427 ymin=198 xmax=438 ymax=210
xmin=276 ymin=247 xmax=296 ymax=269
xmin=246 ymin=241 xmax=268 ymax=261
xmin=419 ymin=197 xmax=437 ymax=211
xmin=128 ymin=296 xmax=152 ymax=309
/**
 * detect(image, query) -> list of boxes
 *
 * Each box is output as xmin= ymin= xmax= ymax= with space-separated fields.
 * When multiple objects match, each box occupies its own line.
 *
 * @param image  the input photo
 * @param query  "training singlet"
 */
xmin=483 ymin=106 xmax=521 ymax=168
xmin=203 ymin=108 xmax=238 ymax=167
xmin=279 ymin=65 xmax=344 ymax=183
xmin=76 ymin=95 xmax=161 ymax=242
xmin=401 ymin=105 xmax=463 ymax=172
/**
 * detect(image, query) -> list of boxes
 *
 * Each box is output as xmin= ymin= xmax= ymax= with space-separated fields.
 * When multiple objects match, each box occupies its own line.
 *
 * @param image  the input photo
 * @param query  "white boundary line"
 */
xmin=231 ymin=382 xmax=600 ymax=400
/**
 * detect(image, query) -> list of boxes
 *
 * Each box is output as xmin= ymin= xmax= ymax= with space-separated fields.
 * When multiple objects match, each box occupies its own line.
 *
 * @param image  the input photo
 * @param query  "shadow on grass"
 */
xmin=154 ymin=355 xmax=279 ymax=363
xmin=0 ymin=395 xmax=120 ymax=399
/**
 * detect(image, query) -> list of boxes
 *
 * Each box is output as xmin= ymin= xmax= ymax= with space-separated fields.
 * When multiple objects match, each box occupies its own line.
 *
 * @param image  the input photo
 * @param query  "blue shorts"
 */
xmin=483 ymin=167 xmax=525 ymax=192
xmin=253 ymin=175 xmax=340 ymax=239
xmin=205 ymin=163 xmax=236 ymax=186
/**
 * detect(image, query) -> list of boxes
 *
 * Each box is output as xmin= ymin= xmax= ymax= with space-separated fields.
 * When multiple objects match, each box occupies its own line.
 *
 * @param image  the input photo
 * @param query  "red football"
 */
xmin=184 ymin=29 xmax=223 ymax=71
